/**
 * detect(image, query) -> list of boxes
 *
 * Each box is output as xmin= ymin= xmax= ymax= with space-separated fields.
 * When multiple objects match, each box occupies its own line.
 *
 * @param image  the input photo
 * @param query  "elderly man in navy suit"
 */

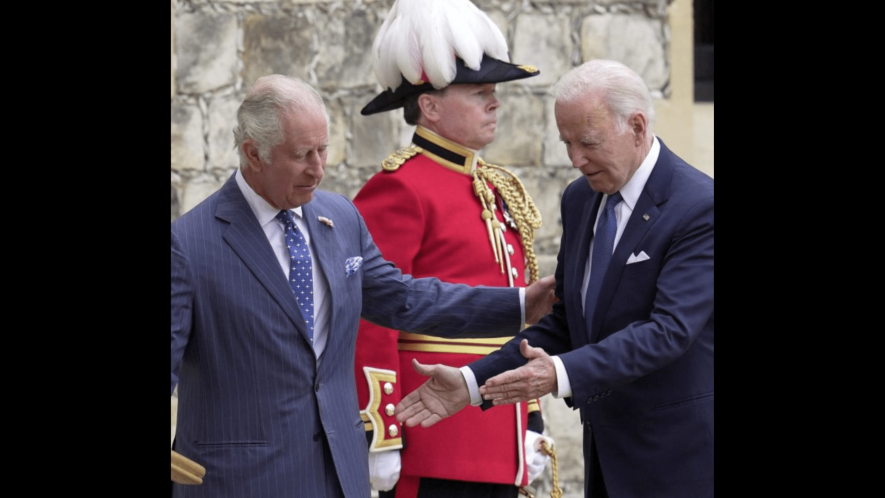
xmin=396 ymin=59 xmax=714 ymax=498
xmin=170 ymin=74 xmax=555 ymax=498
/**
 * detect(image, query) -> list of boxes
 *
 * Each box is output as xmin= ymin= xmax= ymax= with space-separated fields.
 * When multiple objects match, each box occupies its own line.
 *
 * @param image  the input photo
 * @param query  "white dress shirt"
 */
xmin=236 ymin=169 xmax=332 ymax=360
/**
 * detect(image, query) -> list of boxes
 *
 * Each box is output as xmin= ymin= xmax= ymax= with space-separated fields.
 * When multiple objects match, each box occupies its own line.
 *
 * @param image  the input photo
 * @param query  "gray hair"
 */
xmin=551 ymin=59 xmax=655 ymax=135
xmin=233 ymin=74 xmax=330 ymax=168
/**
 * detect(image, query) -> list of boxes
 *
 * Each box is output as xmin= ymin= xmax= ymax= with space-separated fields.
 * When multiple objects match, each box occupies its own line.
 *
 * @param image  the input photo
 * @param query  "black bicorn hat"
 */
xmin=361 ymin=55 xmax=539 ymax=116
xmin=360 ymin=0 xmax=540 ymax=116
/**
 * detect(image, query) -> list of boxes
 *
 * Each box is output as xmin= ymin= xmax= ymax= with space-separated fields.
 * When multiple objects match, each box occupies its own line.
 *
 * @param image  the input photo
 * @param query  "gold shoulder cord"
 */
xmin=474 ymin=159 xmax=542 ymax=283
xmin=474 ymin=160 xmax=554 ymax=497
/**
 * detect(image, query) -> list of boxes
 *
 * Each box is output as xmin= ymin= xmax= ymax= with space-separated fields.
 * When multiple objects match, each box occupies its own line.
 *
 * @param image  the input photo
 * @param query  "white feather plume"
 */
xmin=371 ymin=0 xmax=511 ymax=91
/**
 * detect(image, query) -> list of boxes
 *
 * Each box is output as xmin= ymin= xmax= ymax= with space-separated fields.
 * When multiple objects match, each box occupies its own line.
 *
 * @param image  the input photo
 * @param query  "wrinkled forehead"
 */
xmin=555 ymin=95 xmax=611 ymax=130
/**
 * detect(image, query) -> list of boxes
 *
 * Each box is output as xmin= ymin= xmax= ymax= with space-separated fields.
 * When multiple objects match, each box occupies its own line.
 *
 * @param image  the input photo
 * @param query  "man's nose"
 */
xmin=567 ymin=149 xmax=584 ymax=169
xmin=307 ymin=152 xmax=325 ymax=177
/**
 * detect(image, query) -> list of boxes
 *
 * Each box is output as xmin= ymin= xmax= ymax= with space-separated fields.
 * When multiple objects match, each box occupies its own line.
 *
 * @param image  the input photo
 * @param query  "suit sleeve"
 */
xmin=171 ymin=229 xmax=194 ymax=395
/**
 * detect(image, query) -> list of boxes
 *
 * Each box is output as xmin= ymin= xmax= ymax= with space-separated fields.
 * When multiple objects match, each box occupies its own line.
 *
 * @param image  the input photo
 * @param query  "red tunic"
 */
xmin=353 ymin=127 xmax=539 ymax=494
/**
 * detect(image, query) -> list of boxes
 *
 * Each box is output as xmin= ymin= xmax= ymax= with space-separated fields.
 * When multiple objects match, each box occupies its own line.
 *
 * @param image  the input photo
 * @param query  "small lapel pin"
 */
xmin=642 ymin=214 xmax=650 ymax=221
xmin=318 ymin=216 xmax=334 ymax=228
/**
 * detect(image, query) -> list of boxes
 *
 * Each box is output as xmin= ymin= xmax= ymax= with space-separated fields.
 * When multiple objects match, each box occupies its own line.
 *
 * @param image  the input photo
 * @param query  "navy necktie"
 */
xmin=584 ymin=192 xmax=622 ymax=336
xmin=275 ymin=210 xmax=315 ymax=341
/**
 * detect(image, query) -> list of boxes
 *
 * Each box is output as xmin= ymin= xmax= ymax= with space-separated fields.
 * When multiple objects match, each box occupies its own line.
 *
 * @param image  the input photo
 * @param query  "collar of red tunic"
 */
xmin=412 ymin=126 xmax=480 ymax=175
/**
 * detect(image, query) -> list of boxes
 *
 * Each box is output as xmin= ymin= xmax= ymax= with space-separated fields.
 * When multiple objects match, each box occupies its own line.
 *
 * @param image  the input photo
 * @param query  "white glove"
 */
xmin=368 ymin=450 xmax=401 ymax=491
xmin=524 ymin=430 xmax=554 ymax=484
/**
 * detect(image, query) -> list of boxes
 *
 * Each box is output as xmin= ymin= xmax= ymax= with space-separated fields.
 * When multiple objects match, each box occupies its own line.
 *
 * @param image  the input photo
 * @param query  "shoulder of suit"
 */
xmin=381 ymin=145 xmax=422 ymax=172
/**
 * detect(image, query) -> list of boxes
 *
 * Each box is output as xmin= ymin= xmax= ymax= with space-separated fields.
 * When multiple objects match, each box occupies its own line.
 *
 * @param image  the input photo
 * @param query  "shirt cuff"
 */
xmin=519 ymin=287 xmax=526 ymax=328
xmin=460 ymin=366 xmax=482 ymax=406
xmin=551 ymin=356 xmax=572 ymax=398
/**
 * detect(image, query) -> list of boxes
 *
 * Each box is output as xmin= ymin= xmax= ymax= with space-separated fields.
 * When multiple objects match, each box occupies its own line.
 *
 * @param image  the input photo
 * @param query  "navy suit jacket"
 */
xmin=171 ymin=173 xmax=522 ymax=498
xmin=470 ymin=140 xmax=714 ymax=497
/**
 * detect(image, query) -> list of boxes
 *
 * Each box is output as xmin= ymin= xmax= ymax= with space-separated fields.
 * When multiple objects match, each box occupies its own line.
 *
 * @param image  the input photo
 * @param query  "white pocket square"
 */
xmin=626 ymin=251 xmax=650 ymax=264
xmin=345 ymin=256 xmax=363 ymax=277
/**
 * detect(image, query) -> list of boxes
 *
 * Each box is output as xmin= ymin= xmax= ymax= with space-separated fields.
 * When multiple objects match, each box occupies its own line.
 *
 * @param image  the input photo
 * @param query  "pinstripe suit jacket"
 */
xmin=171 ymin=173 xmax=522 ymax=498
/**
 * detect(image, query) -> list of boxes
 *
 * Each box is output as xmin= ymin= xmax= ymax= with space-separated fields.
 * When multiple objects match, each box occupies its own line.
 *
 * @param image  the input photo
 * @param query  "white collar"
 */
xmin=614 ymin=135 xmax=659 ymax=211
xmin=235 ymin=168 xmax=304 ymax=227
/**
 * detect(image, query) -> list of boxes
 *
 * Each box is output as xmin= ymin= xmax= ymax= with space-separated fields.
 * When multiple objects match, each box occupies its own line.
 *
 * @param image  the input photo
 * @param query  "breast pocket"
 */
xmin=609 ymin=261 xmax=660 ymax=328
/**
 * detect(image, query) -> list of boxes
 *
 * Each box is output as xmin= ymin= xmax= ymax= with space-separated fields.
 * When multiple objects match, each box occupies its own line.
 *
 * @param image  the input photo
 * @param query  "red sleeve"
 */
xmin=352 ymin=171 xmax=426 ymax=451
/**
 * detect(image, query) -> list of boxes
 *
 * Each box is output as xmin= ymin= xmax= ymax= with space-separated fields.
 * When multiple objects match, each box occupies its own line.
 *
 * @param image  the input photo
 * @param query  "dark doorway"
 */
xmin=694 ymin=0 xmax=714 ymax=102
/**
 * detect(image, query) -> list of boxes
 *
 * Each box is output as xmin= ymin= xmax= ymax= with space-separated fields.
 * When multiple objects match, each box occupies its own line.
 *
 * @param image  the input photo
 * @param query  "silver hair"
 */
xmin=233 ymin=74 xmax=330 ymax=168
xmin=551 ymin=59 xmax=655 ymax=135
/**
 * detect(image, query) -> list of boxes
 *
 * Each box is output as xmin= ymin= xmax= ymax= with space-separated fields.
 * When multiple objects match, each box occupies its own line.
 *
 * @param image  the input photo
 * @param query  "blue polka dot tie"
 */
xmin=275 ymin=210 xmax=315 ymax=341
xmin=584 ymin=192 xmax=622 ymax=337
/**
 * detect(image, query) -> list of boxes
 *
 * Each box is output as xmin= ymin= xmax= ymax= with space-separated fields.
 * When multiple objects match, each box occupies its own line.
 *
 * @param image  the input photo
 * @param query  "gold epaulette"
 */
xmin=381 ymin=145 xmax=423 ymax=171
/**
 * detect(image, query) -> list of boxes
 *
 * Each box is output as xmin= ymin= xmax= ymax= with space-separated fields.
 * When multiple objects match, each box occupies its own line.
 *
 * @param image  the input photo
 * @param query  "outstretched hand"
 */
xmin=525 ymin=275 xmax=557 ymax=325
xmin=395 ymin=359 xmax=470 ymax=428
xmin=479 ymin=339 xmax=556 ymax=405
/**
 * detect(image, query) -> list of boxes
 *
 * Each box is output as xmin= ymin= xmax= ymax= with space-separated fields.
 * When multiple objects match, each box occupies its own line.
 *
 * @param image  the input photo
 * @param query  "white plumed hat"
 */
xmin=361 ymin=0 xmax=539 ymax=116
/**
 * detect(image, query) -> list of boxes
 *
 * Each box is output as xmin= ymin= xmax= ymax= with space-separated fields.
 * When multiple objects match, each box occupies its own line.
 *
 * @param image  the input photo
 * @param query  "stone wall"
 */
xmin=171 ymin=1 xmax=705 ymax=496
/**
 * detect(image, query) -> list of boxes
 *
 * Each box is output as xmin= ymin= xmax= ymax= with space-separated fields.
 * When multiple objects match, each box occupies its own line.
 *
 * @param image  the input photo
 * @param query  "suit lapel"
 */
xmin=571 ymin=192 xmax=603 ymax=345
xmin=214 ymin=175 xmax=311 ymax=340
xmin=301 ymin=197 xmax=346 ymax=349
xmin=589 ymin=144 xmax=675 ymax=341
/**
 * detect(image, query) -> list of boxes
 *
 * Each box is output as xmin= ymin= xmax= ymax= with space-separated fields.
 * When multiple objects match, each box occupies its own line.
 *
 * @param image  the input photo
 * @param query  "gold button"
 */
xmin=385 ymin=404 xmax=395 ymax=416
xmin=511 ymin=267 xmax=519 ymax=278
xmin=507 ymin=244 xmax=515 ymax=256
xmin=388 ymin=424 xmax=399 ymax=437
xmin=383 ymin=382 xmax=394 ymax=395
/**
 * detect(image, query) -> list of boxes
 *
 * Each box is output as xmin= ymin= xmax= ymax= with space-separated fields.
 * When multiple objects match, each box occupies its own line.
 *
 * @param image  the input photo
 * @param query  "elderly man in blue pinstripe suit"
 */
xmin=170 ymin=74 xmax=555 ymax=498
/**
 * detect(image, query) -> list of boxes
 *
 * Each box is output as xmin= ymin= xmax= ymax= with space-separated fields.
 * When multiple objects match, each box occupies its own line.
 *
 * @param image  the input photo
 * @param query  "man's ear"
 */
xmin=630 ymin=112 xmax=649 ymax=144
xmin=242 ymin=139 xmax=263 ymax=170
xmin=417 ymin=93 xmax=440 ymax=123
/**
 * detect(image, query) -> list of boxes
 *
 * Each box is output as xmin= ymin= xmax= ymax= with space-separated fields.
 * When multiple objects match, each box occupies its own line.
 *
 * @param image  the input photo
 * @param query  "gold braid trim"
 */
xmin=474 ymin=159 xmax=543 ymax=283
xmin=518 ymin=440 xmax=563 ymax=498
xmin=382 ymin=145 xmax=422 ymax=171
xmin=541 ymin=440 xmax=563 ymax=498
xmin=473 ymin=169 xmax=503 ymax=268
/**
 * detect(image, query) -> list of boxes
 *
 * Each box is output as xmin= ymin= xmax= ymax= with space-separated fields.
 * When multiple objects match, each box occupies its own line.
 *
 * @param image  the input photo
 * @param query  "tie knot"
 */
xmin=605 ymin=192 xmax=622 ymax=212
xmin=275 ymin=210 xmax=296 ymax=228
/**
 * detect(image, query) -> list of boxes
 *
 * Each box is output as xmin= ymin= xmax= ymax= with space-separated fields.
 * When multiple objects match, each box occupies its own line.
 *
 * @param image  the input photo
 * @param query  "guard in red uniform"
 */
xmin=353 ymin=1 xmax=554 ymax=497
